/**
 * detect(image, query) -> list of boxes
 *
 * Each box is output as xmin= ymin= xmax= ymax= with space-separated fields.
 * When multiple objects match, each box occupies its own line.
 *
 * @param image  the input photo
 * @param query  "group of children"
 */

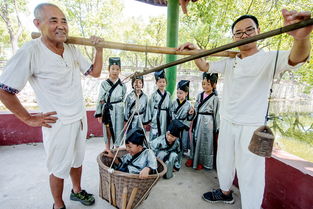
xmin=95 ymin=57 xmax=220 ymax=179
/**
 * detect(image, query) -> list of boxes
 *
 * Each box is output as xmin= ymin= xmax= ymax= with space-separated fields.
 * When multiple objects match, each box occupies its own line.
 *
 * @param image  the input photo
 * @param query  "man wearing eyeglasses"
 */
xmin=177 ymin=9 xmax=311 ymax=209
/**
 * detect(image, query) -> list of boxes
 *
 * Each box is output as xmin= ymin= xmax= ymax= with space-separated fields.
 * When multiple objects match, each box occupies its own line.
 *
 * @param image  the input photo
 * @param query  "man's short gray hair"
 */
xmin=34 ymin=3 xmax=59 ymax=19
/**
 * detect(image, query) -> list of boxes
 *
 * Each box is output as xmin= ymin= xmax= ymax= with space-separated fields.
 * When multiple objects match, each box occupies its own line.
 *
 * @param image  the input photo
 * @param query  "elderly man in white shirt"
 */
xmin=178 ymin=9 xmax=312 ymax=209
xmin=0 ymin=3 xmax=104 ymax=209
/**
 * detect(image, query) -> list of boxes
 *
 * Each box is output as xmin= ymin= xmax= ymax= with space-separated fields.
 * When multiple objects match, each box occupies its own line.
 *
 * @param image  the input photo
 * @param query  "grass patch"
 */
xmin=276 ymin=135 xmax=313 ymax=163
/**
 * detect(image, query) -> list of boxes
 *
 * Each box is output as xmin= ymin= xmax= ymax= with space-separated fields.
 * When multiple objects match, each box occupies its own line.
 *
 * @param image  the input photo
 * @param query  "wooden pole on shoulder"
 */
xmin=31 ymin=32 xmax=237 ymax=57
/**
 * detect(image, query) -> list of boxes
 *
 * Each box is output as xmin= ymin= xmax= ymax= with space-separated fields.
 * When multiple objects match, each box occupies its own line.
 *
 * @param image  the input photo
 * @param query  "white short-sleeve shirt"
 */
xmin=209 ymin=50 xmax=305 ymax=125
xmin=0 ymin=38 xmax=91 ymax=124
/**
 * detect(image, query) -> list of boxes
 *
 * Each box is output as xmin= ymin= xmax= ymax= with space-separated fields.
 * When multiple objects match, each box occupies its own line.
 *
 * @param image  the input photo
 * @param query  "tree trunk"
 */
xmin=0 ymin=0 xmax=23 ymax=55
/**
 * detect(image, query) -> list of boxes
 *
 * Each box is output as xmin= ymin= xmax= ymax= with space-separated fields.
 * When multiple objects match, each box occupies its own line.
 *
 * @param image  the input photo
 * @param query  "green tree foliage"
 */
xmin=119 ymin=16 xmax=167 ymax=68
xmin=55 ymin=0 xmax=168 ymax=68
xmin=0 ymin=0 xmax=28 ymax=54
xmin=54 ymin=0 xmax=124 ymax=61
xmin=0 ymin=0 xmax=312 ymax=88
xmin=179 ymin=0 xmax=313 ymax=88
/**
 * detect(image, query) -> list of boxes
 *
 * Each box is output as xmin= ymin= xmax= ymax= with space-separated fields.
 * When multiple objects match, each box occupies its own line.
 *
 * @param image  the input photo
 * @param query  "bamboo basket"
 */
xmin=97 ymin=149 xmax=167 ymax=209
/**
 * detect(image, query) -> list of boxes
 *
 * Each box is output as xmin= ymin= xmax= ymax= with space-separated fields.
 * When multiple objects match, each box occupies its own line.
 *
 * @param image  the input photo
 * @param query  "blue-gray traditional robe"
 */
xmin=95 ymin=79 xmax=126 ymax=147
xmin=124 ymin=91 xmax=150 ymax=130
xmin=150 ymin=135 xmax=180 ymax=179
xmin=171 ymin=99 xmax=194 ymax=151
xmin=115 ymin=149 xmax=157 ymax=174
xmin=191 ymin=92 xmax=219 ymax=170
xmin=171 ymin=99 xmax=195 ymax=168
xmin=149 ymin=90 xmax=172 ymax=141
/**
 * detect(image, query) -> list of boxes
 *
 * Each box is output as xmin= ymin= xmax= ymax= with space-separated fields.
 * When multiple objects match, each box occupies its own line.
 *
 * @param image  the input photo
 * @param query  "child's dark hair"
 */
xmin=108 ymin=57 xmax=121 ymax=71
xmin=156 ymin=77 xmax=167 ymax=83
xmin=180 ymin=86 xmax=189 ymax=92
xmin=203 ymin=79 xmax=214 ymax=87
xmin=154 ymin=70 xmax=166 ymax=82
xmin=108 ymin=65 xmax=121 ymax=72
xmin=202 ymin=73 xmax=218 ymax=86
xmin=177 ymin=80 xmax=190 ymax=100
xmin=131 ymin=76 xmax=144 ymax=88
xmin=125 ymin=128 xmax=145 ymax=146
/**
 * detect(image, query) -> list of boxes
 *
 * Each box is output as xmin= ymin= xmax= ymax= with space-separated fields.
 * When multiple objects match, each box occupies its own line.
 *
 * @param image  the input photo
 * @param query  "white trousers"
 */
xmin=217 ymin=119 xmax=265 ymax=209
xmin=42 ymin=116 xmax=87 ymax=179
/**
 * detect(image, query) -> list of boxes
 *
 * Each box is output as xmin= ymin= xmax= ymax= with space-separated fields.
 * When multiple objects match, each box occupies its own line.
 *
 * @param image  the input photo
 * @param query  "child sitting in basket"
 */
xmin=150 ymin=119 xmax=189 ymax=179
xmin=104 ymin=128 xmax=157 ymax=179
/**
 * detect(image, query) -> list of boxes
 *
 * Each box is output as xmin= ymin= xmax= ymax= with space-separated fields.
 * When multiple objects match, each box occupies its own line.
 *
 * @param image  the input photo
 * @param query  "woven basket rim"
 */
xmin=97 ymin=148 xmax=167 ymax=179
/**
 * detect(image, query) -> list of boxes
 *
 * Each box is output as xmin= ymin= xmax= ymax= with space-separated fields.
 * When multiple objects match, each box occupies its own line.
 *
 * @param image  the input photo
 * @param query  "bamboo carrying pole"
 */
xmin=31 ymin=32 xmax=237 ymax=57
xmin=132 ymin=18 xmax=313 ymax=78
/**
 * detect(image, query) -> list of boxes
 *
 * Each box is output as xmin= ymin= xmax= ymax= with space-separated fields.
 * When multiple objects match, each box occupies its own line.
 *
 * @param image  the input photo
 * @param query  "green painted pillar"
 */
xmin=165 ymin=0 xmax=179 ymax=97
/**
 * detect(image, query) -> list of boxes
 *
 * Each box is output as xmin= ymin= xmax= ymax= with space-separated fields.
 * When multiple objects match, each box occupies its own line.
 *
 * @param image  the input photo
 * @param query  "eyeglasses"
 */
xmin=233 ymin=27 xmax=256 ymax=38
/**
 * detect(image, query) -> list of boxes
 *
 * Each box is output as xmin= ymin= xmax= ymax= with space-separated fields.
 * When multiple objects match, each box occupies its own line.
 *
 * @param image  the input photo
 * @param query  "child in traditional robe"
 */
xmin=171 ymin=80 xmax=195 ymax=163
xmin=95 ymin=57 xmax=126 ymax=151
xmin=124 ymin=75 xmax=150 ymax=130
xmin=149 ymin=70 xmax=172 ymax=141
xmin=105 ymin=128 xmax=157 ymax=179
xmin=150 ymin=119 xmax=188 ymax=179
xmin=186 ymin=72 xmax=219 ymax=170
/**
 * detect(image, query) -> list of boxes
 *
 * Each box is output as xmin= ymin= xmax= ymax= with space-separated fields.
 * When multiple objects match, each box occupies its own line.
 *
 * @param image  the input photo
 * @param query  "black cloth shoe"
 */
xmin=52 ymin=204 xmax=66 ymax=209
xmin=202 ymin=189 xmax=234 ymax=204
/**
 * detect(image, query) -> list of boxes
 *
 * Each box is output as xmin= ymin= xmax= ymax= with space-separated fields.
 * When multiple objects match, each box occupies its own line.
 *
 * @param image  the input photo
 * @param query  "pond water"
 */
xmin=268 ymin=101 xmax=313 ymax=162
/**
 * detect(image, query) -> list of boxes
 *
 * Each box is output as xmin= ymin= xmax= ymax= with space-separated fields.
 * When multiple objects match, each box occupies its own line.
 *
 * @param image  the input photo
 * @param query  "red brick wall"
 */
xmin=0 ymin=110 xmax=102 ymax=145
xmin=0 ymin=112 xmax=43 ymax=145
xmin=262 ymin=151 xmax=313 ymax=209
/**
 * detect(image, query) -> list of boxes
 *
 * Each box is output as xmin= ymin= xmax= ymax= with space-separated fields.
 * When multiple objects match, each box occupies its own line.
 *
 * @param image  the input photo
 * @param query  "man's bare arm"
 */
xmin=177 ymin=42 xmax=209 ymax=72
xmin=88 ymin=36 xmax=104 ymax=78
xmin=0 ymin=89 xmax=57 ymax=127
xmin=283 ymin=9 xmax=312 ymax=66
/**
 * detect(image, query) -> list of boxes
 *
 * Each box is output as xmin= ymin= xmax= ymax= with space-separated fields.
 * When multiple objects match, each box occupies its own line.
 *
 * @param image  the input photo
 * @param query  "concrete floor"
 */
xmin=0 ymin=137 xmax=241 ymax=209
